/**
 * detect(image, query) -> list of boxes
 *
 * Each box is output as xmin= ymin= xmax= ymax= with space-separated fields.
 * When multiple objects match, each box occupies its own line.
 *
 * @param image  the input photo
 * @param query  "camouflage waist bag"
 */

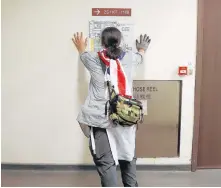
xmin=105 ymin=81 xmax=144 ymax=126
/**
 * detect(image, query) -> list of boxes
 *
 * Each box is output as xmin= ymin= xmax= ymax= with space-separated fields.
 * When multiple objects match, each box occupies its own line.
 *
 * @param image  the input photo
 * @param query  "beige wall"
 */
xmin=1 ymin=0 xmax=197 ymax=165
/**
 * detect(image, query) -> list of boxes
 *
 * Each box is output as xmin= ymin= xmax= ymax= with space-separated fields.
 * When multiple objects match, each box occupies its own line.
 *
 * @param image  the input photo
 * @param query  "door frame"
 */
xmin=191 ymin=0 xmax=204 ymax=172
xmin=192 ymin=0 xmax=221 ymax=171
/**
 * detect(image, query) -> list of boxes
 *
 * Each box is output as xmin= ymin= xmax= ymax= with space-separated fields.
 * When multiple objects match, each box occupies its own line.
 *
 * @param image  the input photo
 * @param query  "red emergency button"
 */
xmin=178 ymin=66 xmax=188 ymax=76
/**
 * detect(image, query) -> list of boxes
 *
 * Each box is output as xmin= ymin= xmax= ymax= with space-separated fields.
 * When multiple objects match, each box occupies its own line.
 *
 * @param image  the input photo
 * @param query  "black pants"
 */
xmin=89 ymin=127 xmax=138 ymax=187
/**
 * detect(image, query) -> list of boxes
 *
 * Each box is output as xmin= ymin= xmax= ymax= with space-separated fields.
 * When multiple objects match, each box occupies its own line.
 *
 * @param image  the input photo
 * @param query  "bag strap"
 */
xmin=99 ymin=58 xmax=112 ymax=101
xmin=106 ymin=81 xmax=112 ymax=101
xmin=99 ymin=58 xmax=113 ymax=116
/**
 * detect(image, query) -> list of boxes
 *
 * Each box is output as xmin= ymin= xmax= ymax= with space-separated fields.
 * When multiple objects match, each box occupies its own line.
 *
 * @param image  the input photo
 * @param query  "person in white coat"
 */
xmin=72 ymin=27 xmax=151 ymax=187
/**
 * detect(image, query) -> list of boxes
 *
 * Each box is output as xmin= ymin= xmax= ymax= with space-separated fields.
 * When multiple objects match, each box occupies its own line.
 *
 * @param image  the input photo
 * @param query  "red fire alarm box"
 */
xmin=178 ymin=66 xmax=188 ymax=76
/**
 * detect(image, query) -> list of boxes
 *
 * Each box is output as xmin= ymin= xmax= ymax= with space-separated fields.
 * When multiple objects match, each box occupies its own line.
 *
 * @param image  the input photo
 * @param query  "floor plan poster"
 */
xmin=88 ymin=20 xmax=135 ymax=52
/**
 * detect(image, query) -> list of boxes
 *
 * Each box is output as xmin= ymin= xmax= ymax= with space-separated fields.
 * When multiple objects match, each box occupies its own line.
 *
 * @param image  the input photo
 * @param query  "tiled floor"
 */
xmin=1 ymin=169 xmax=221 ymax=187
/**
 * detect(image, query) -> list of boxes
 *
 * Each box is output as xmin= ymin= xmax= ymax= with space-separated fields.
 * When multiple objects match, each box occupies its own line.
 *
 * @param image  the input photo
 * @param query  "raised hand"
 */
xmin=72 ymin=32 xmax=88 ymax=53
xmin=136 ymin=34 xmax=151 ymax=52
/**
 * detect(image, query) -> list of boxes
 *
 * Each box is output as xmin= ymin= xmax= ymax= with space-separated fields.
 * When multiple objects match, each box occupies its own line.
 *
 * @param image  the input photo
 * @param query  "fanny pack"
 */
xmin=99 ymin=57 xmax=144 ymax=126
xmin=105 ymin=81 xmax=144 ymax=126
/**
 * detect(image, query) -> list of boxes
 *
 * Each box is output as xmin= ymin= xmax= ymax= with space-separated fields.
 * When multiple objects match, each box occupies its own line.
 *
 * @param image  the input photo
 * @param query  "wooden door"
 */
xmin=192 ymin=0 xmax=221 ymax=170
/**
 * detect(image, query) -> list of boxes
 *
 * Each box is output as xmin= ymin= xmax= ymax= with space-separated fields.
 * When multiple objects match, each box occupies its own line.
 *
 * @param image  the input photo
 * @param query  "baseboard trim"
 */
xmin=1 ymin=163 xmax=191 ymax=171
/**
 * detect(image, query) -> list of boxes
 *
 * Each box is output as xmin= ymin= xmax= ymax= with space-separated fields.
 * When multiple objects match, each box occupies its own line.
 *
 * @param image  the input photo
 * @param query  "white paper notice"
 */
xmin=140 ymin=100 xmax=148 ymax=115
xmin=88 ymin=20 xmax=135 ymax=52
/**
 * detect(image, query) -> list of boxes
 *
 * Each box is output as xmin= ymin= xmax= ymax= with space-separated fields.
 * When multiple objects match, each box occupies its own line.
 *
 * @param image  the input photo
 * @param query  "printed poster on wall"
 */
xmin=88 ymin=20 xmax=135 ymax=52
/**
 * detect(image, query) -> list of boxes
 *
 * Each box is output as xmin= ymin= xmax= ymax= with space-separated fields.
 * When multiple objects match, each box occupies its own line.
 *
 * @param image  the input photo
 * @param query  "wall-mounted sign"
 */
xmin=92 ymin=8 xmax=131 ymax=16
xmin=133 ymin=80 xmax=182 ymax=158
xmin=88 ymin=20 xmax=134 ymax=52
